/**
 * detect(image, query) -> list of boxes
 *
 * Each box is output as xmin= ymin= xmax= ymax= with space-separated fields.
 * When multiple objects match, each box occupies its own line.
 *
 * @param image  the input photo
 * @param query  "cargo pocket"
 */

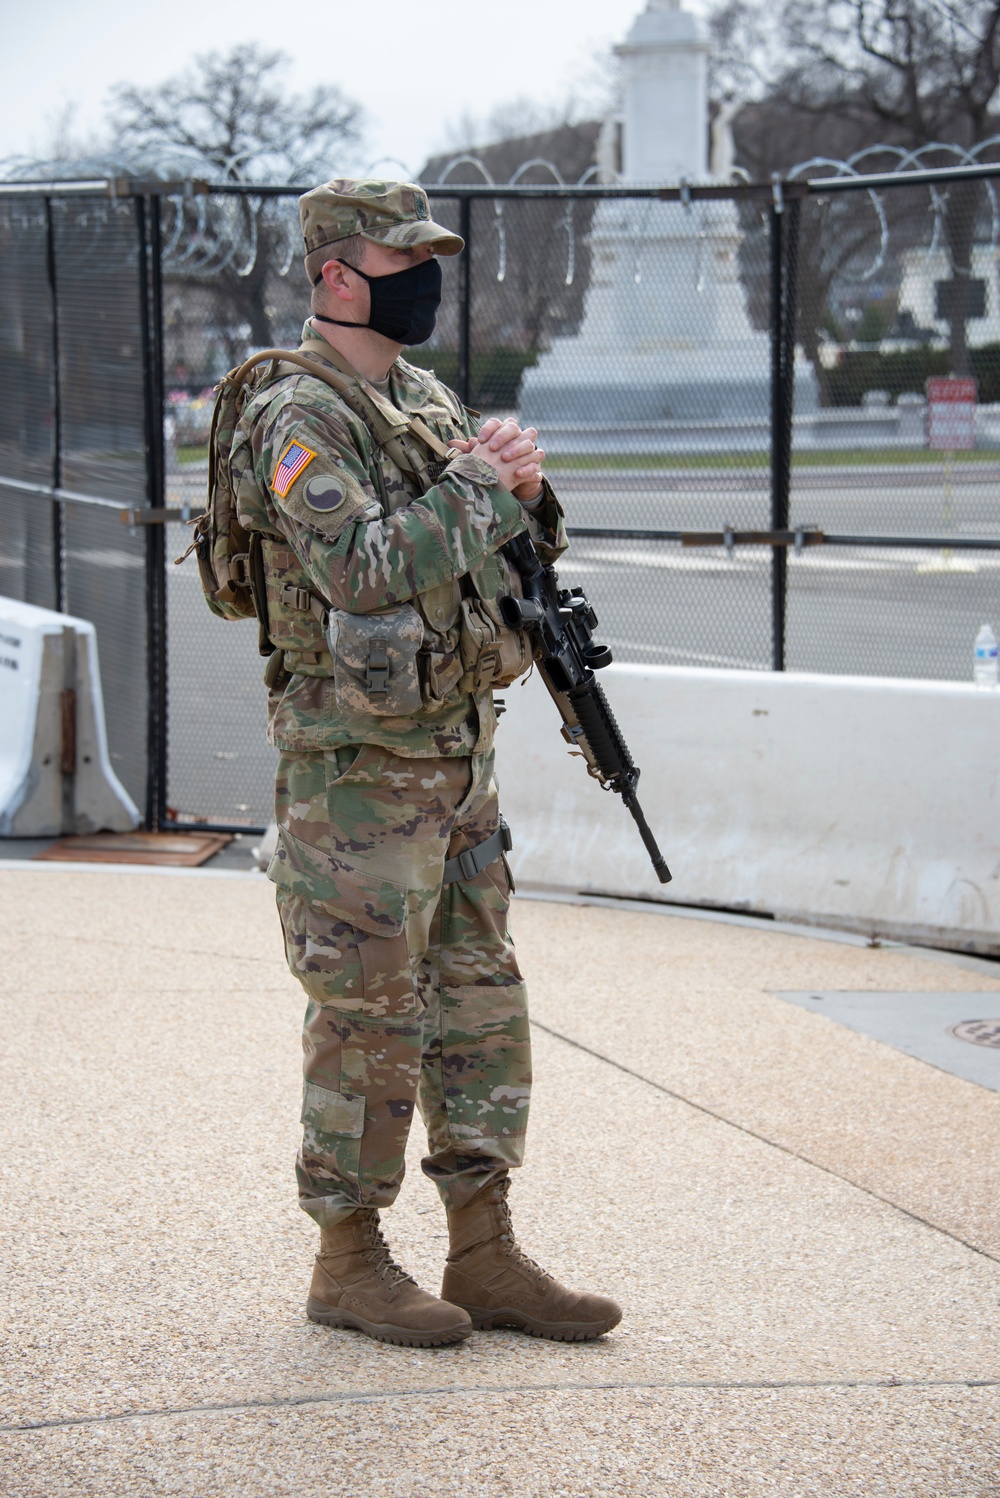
xmin=273 ymin=891 xmax=364 ymax=1010
xmin=300 ymin=1081 xmax=365 ymax=1184
xmin=268 ymin=825 xmax=418 ymax=1018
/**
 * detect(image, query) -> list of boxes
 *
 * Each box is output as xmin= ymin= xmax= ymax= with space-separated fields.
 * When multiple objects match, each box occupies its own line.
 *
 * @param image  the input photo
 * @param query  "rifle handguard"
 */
xmin=567 ymin=678 xmax=636 ymax=791
xmin=500 ymin=534 xmax=672 ymax=885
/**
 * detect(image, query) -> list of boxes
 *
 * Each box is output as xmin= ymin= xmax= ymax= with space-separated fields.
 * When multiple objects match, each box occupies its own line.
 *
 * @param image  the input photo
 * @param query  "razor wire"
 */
xmin=6 ymin=134 xmax=1000 ymax=307
xmin=159 ymin=138 xmax=1000 ymax=306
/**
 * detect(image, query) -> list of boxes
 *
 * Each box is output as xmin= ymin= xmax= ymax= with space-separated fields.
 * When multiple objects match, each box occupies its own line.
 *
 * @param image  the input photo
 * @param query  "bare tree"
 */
xmin=729 ymin=94 xmax=926 ymax=402
xmin=778 ymin=1 xmax=1000 ymax=146
xmin=707 ymin=0 xmax=785 ymax=101
xmin=110 ymin=44 xmax=362 ymax=184
xmin=111 ymin=46 xmax=363 ymax=351
xmin=746 ymin=1 xmax=1000 ymax=374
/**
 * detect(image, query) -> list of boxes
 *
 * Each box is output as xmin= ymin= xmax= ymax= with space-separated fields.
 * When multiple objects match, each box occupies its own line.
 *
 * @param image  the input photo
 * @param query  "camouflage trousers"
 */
xmin=268 ymin=744 xmax=531 ymax=1229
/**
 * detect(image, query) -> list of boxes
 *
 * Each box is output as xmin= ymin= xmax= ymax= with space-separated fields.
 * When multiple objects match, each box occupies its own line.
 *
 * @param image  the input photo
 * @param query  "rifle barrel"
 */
xmin=623 ymin=789 xmax=672 ymax=884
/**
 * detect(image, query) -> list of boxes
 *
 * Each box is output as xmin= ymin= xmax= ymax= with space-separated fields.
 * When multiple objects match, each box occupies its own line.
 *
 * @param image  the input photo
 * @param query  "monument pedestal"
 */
xmin=521 ymin=199 xmax=817 ymax=440
xmin=519 ymin=1 xmax=818 ymax=446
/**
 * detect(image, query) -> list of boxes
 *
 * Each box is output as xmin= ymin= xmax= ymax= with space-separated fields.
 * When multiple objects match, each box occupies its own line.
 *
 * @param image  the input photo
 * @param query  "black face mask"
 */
xmin=313 ymin=255 xmax=443 ymax=345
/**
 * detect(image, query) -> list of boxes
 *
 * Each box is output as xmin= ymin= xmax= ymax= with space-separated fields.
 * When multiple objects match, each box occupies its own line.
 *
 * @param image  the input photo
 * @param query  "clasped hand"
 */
xmin=448 ymin=417 xmax=545 ymax=504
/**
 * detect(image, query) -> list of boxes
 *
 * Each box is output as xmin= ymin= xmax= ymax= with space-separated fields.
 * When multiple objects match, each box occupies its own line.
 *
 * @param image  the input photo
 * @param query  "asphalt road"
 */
xmin=164 ymin=462 xmax=1000 ymax=826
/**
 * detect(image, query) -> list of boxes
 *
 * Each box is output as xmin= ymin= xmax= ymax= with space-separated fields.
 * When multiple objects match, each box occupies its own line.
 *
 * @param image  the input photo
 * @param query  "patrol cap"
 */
xmin=300 ymin=178 xmax=464 ymax=282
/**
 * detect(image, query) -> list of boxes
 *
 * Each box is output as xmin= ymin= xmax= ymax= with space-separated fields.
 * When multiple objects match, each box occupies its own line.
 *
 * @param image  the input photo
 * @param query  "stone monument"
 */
xmin=520 ymin=0 xmax=817 ymax=445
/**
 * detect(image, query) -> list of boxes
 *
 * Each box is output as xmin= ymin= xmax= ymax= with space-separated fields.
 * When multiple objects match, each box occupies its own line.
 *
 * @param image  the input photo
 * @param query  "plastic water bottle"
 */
xmin=974 ymin=623 xmax=999 ymax=687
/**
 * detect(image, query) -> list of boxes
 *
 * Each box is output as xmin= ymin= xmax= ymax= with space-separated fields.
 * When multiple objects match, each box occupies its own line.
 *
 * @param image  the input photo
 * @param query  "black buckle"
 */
xmin=366 ymin=636 xmax=390 ymax=696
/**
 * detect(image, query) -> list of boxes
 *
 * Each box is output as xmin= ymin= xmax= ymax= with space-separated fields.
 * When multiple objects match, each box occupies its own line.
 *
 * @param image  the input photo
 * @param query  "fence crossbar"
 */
xmin=4 ymin=158 xmax=1000 ymax=202
xmin=567 ymin=527 xmax=1000 ymax=551
xmin=0 ymin=473 xmax=130 ymax=512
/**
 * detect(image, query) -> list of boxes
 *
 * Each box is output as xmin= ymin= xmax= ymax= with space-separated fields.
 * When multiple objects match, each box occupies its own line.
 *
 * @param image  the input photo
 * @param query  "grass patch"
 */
xmin=547 ymin=452 xmax=768 ymax=471
xmin=546 ymin=447 xmax=1000 ymax=472
xmin=176 ymin=445 xmax=209 ymax=465
xmin=793 ymin=447 xmax=1000 ymax=467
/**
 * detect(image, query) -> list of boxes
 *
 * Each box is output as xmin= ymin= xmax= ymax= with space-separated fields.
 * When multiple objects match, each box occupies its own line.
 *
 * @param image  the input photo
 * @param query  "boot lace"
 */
xmin=357 ymin=1209 xmax=416 ymax=1289
xmin=492 ymin=1180 xmax=552 ymax=1283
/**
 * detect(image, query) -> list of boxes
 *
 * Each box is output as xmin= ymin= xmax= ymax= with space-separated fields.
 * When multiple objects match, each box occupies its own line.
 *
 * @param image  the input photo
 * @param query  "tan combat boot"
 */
xmin=307 ymin=1207 xmax=472 ymax=1347
xmin=442 ymin=1178 xmax=622 ymax=1341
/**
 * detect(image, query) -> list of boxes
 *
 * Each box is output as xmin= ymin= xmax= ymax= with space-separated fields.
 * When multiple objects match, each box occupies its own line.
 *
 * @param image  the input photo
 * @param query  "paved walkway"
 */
xmin=1 ymin=862 xmax=998 ymax=1497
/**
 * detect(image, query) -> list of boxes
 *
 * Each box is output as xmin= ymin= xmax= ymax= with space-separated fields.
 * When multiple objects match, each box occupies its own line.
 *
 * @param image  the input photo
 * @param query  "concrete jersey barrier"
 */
xmin=494 ymin=663 xmax=1000 ymax=957
xmin=0 ymin=596 xmax=140 ymax=838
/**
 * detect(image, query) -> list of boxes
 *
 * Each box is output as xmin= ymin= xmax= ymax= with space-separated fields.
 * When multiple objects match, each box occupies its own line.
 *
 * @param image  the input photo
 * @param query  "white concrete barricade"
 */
xmin=495 ymin=664 xmax=1000 ymax=957
xmin=0 ymin=596 xmax=140 ymax=837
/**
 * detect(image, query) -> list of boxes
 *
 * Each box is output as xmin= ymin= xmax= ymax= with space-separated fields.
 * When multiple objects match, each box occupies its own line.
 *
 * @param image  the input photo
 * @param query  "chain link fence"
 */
xmin=0 ymin=190 xmax=159 ymax=820
xmin=3 ymin=165 xmax=1000 ymax=830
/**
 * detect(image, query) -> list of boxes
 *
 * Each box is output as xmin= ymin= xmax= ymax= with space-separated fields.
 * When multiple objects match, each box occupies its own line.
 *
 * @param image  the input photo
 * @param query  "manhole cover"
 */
xmin=948 ymin=1019 xmax=1000 ymax=1050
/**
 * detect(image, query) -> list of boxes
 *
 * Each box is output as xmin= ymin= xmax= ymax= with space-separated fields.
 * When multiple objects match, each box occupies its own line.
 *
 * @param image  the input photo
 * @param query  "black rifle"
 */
xmin=501 ymin=530 xmax=671 ymax=884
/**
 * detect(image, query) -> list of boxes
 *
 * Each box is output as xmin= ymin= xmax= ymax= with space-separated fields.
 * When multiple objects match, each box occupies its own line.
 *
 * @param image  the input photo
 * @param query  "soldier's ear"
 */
xmin=319 ymin=259 xmax=356 ymax=302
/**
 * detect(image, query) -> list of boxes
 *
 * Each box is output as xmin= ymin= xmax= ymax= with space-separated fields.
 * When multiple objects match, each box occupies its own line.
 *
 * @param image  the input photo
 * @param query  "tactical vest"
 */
xmin=235 ymin=345 xmax=532 ymax=712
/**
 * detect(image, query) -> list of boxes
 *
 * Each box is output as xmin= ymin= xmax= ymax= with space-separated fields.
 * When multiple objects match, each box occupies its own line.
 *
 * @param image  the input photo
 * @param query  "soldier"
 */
xmin=232 ymin=179 xmax=621 ymax=1347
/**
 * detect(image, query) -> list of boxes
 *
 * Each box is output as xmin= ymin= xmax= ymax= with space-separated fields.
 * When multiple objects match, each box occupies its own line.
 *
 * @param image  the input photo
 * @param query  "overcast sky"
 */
xmin=0 ymin=0 xmax=704 ymax=176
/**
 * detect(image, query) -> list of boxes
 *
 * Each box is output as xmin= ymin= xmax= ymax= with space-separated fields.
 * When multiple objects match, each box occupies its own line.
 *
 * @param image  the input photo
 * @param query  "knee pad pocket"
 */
xmin=270 ymin=824 xmax=418 ymax=1018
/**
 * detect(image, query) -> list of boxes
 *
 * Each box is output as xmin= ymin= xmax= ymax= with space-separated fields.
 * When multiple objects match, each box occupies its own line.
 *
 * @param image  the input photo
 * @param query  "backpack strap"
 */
xmin=295 ymin=340 xmax=452 ymax=492
xmin=297 ymin=335 xmax=454 ymax=468
xmin=231 ymin=343 xmax=452 ymax=495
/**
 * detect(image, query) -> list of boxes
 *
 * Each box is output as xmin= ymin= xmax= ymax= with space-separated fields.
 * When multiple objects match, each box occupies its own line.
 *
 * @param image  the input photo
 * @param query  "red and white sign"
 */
xmin=926 ymin=377 xmax=977 ymax=450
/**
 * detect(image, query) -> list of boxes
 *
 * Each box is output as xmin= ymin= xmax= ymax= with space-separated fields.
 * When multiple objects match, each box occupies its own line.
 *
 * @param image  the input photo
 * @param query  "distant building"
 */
xmin=897 ymin=245 xmax=1000 ymax=348
xmin=420 ymin=120 xmax=601 ymax=191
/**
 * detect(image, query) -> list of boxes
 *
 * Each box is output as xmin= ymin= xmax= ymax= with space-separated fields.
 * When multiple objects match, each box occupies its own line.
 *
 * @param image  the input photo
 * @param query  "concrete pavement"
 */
xmin=1 ymin=863 xmax=998 ymax=1496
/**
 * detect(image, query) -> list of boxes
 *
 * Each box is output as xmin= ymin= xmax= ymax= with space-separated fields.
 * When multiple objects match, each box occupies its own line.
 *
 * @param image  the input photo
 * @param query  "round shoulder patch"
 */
xmin=304 ymin=473 xmax=346 ymax=512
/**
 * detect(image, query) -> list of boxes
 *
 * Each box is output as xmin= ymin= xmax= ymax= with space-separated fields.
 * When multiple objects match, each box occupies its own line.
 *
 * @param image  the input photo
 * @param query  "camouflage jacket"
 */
xmin=232 ymin=325 xmax=568 ymax=758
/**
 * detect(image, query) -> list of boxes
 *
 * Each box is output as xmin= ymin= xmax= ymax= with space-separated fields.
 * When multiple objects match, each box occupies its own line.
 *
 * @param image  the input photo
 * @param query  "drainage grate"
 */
xmin=948 ymin=1019 xmax=1000 ymax=1050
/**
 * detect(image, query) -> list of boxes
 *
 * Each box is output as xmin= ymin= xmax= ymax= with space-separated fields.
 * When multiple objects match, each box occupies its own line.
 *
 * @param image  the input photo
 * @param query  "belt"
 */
xmin=442 ymin=817 xmax=513 ymax=884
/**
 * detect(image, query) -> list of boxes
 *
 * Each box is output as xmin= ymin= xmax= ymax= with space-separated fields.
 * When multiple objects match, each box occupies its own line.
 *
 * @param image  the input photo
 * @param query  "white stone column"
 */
xmin=616 ymin=0 xmax=711 ymax=183
xmin=519 ymin=0 xmax=817 ymax=438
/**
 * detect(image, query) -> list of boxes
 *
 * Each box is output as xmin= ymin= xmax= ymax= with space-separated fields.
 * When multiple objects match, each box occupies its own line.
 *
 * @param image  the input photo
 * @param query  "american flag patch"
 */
xmin=272 ymin=440 xmax=317 ymax=498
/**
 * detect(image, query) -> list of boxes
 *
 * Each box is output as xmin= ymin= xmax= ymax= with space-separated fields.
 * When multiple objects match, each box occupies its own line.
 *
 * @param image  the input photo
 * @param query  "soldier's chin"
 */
xmin=400 ymin=318 xmax=439 ymax=347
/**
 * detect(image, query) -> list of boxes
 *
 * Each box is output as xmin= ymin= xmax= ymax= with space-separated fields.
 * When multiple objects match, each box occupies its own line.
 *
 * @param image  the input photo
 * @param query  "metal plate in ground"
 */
xmin=948 ymin=1017 xmax=1000 ymax=1049
xmin=772 ymin=991 xmax=1000 ymax=1094
xmin=33 ymin=831 xmax=231 ymax=867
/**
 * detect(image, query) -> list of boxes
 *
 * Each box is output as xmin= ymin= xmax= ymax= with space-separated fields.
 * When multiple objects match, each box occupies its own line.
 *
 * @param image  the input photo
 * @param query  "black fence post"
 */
xmin=457 ymin=194 xmax=472 ymax=407
xmin=769 ymin=185 xmax=799 ymax=672
xmin=43 ymin=196 xmax=63 ymax=614
xmin=136 ymin=193 xmax=168 ymax=831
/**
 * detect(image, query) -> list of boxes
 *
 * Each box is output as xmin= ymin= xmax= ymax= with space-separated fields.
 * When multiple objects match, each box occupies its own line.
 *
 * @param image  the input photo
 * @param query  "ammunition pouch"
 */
xmin=326 ymin=605 xmax=424 ymax=717
xmin=459 ymin=597 xmax=532 ymax=691
xmin=412 ymin=582 xmax=464 ymax=707
xmin=457 ymin=548 xmax=533 ymax=691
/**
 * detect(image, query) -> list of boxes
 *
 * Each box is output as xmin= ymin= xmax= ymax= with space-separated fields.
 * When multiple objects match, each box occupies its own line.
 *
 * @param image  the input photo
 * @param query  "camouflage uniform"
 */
xmin=233 ymin=183 xmax=566 ymax=1228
